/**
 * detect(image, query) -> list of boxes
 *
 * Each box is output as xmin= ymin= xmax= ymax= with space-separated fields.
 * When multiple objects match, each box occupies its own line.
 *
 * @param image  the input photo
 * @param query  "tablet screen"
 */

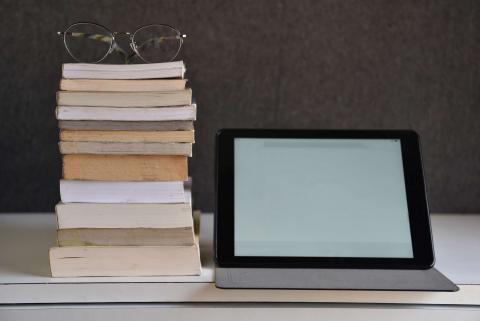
xmin=234 ymin=138 xmax=413 ymax=258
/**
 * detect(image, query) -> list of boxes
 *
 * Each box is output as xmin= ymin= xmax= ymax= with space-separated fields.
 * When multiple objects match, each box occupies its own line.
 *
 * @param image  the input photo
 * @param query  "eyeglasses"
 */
xmin=57 ymin=22 xmax=186 ymax=64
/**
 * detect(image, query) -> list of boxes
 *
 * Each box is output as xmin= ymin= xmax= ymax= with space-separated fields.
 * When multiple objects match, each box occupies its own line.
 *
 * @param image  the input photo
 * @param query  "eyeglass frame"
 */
xmin=57 ymin=22 xmax=187 ymax=64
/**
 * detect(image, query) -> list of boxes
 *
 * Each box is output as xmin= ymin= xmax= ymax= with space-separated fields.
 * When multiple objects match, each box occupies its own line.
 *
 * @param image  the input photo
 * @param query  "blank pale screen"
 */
xmin=234 ymin=138 xmax=413 ymax=258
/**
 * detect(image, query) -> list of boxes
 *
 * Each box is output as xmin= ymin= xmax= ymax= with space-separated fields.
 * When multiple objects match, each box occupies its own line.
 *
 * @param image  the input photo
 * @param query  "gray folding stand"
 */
xmin=215 ymin=267 xmax=458 ymax=291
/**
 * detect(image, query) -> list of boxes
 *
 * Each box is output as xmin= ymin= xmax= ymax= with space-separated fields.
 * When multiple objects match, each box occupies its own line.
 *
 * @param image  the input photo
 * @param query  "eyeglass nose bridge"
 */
xmin=108 ymin=31 xmax=135 ymax=52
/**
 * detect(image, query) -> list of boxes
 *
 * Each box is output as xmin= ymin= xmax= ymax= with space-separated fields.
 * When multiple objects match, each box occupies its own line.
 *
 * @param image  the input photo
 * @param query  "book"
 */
xmin=57 ymin=89 xmax=192 ymax=107
xmin=62 ymin=61 xmax=186 ymax=79
xmin=59 ymin=142 xmax=193 ymax=156
xmin=57 ymin=227 xmax=195 ymax=246
xmin=59 ymin=180 xmax=189 ymax=203
xmin=58 ymin=120 xmax=194 ymax=131
xmin=51 ymin=60 xmax=201 ymax=278
xmin=60 ymin=79 xmax=187 ymax=92
xmin=62 ymin=155 xmax=188 ymax=181
xmin=56 ymin=105 xmax=197 ymax=121
xmin=49 ymin=244 xmax=201 ymax=277
xmin=56 ymin=202 xmax=193 ymax=229
xmin=60 ymin=130 xmax=194 ymax=143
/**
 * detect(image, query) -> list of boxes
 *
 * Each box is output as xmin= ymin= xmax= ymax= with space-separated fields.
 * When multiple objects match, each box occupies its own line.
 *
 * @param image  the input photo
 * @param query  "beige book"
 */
xmin=49 ymin=244 xmax=201 ymax=277
xmin=57 ymin=89 xmax=192 ymax=107
xmin=60 ymin=130 xmax=194 ymax=143
xmin=62 ymin=155 xmax=187 ymax=181
xmin=56 ymin=203 xmax=193 ymax=229
xmin=57 ymin=227 xmax=195 ymax=246
xmin=59 ymin=142 xmax=192 ymax=156
xmin=58 ymin=120 xmax=194 ymax=131
xmin=60 ymin=79 xmax=187 ymax=92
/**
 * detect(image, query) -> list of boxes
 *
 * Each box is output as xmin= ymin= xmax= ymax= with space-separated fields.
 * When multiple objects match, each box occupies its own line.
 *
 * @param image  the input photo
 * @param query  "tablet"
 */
xmin=215 ymin=129 xmax=434 ymax=270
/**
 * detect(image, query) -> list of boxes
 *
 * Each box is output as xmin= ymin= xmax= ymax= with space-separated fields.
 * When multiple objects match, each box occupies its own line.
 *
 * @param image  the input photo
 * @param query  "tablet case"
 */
xmin=215 ymin=129 xmax=457 ymax=291
xmin=215 ymin=267 xmax=458 ymax=291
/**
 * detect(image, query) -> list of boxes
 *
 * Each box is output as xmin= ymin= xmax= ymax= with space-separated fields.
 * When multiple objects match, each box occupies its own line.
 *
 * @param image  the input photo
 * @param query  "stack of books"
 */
xmin=49 ymin=61 xmax=201 ymax=277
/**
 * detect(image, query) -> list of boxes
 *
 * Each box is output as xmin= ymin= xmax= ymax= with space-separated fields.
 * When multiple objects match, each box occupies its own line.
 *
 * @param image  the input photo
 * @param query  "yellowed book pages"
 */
xmin=57 ymin=89 xmax=192 ymax=107
xmin=62 ymin=154 xmax=187 ymax=181
xmin=59 ymin=142 xmax=192 ymax=156
xmin=60 ymin=130 xmax=194 ymax=143
xmin=50 ymin=244 xmax=201 ymax=277
xmin=57 ymin=227 xmax=195 ymax=246
xmin=60 ymin=79 xmax=187 ymax=92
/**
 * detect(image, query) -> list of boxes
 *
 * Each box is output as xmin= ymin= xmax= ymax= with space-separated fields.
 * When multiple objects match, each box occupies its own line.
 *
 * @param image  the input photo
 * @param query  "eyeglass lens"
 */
xmin=133 ymin=25 xmax=182 ymax=63
xmin=64 ymin=23 xmax=113 ymax=63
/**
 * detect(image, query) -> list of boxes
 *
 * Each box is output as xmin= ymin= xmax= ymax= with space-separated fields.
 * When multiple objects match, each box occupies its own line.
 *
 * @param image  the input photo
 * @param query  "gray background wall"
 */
xmin=0 ymin=0 xmax=479 ymax=213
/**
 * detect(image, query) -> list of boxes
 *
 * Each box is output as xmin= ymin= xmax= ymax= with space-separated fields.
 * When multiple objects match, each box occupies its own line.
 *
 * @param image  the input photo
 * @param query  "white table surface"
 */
xmin=0 ymin=213 xmax=479 ymax=306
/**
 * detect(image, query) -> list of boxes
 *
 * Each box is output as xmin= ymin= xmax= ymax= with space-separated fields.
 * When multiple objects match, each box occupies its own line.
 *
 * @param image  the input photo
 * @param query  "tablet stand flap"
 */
xmin=215 ymin=267 xmax=458 ymax=291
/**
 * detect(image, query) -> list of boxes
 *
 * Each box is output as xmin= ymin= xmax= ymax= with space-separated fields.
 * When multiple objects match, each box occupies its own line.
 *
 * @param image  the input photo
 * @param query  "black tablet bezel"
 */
xmin=215 ymin=129 xmax=434 ymax=270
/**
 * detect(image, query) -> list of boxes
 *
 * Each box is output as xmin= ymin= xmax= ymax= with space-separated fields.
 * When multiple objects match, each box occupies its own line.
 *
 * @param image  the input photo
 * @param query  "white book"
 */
xmin=55 ymin=104 xmax=196 ymax=121
xmin=59 ymin=180 xmax=189 ymax=203
xmin=56 ymin=202 xmax=193 ymax=229
xmin=49 ymin=245 xmax=201 ymax=277
xmin=62 ymin=61 xmax=186 ymax=79
xmin=58 ymin=142 xmax=193 ymax=156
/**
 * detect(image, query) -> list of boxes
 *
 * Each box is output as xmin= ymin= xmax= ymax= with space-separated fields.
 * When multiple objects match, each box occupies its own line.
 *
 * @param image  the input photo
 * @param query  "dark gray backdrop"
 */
xmin=0 ymin=0 xmax=479 ymax=213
